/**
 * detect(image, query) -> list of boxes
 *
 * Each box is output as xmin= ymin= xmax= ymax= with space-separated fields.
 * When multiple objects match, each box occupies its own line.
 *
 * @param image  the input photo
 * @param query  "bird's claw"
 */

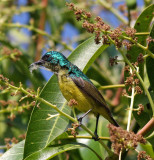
xmin=92 ymin=135 xmax=100 ymax=141
xmin=77 ymin=117 xmax=82 ymax=126
xmin=92 ymin=133 xmax=100 ymax=141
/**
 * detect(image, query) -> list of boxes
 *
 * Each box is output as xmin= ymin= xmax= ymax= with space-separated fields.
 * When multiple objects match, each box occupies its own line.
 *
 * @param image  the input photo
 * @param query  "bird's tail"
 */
xmin=110 ymin=116 xmax=119 ymax=127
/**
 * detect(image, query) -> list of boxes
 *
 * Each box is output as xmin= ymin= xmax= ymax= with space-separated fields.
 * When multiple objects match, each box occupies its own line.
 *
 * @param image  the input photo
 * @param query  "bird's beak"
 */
xmin=29 ymin=59 xmax=45 ymax=73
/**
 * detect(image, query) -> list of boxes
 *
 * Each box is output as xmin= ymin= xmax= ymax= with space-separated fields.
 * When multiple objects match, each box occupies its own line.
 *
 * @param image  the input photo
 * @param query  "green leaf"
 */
xmin=133 ymin=92 xmax=154 ymax=128
xmin=24 ymin=143 xmax=102 ymax=160
xmin=124 ymin=4 xmax=154 ymax=127
xmin=77 ymin=117 xmax=110 ymax=160
xmin=24 ymin=36 xmax=109 ymax=158
xmin=53 ymin=132 xmax=83 ymax=160
xmin=146 ymin=24 xmax=154 ymax=92
xmin=146 ymin=131 xmax=154 ymax=150
xmin=134 ymin=4 xmax=154 ymax=37
xmin=1 ymin=140 xmax=24 ymax=160
xmin=127 ymin=4 xmax=154 ymax=79
xmin=138 ymin=142 xmax=154 ymax=158
xmin=86 ymin=64 xmax=113 ymax=86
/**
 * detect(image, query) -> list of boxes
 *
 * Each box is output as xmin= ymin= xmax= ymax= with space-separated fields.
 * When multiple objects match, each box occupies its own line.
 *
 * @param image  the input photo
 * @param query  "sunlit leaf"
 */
xmin=1 ymin=140 xmax=24 ymax=160
xmin=124 ymin=4 xmax=154 ymax=127
xmin=146 ymin=24 xmax=154 ymax=92
xmin=24 ymin=143 xmax=102 ymax=160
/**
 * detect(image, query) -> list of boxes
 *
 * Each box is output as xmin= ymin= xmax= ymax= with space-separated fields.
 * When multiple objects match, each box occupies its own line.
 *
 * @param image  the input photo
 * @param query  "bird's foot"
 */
xmin=92 ymin=133 xmax=100 ymax=141
xmin=92 ymin=136 xmax=100 ymax=141
xmin=77 ymin=117 xmax=83 ymax=126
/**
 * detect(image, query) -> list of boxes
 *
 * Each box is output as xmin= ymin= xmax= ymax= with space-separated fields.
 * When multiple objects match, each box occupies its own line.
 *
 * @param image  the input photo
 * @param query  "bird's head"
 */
xmin=29 ymin=51 xmax=70 ymax=73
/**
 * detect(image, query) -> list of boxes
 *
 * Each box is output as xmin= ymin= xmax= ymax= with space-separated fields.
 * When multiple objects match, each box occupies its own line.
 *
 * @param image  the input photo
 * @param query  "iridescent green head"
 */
xmin=30 ymin=51 xmax=92 ymax=83
xmin=29 ymin=51 xmax=70 ymax=73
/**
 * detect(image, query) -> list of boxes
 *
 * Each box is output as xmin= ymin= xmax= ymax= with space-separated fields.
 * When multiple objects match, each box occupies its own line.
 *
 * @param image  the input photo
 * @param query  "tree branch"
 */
xmin=137 ymin=118 xmax=154 ymax=136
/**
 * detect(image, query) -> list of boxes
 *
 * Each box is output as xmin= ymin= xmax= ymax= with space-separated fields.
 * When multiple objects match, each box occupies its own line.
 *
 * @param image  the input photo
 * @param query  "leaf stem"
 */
xmin=121 ymin=36 xmax=153 ymax=58
xmin=0 ymin=55 xmax=8 ymax=61
xmin=72 ymin=106 xmax=77 ymax=121
xmin=99 ymin=84 xmax=125 ymax=90
xmin=137 ymin=118 xmax=154 ymax=136
xmin=143 ymin=54 xmax=150 ymax=59
xmin=135 ymin=32 xmax=149 ymax=36
xmin=119 ymin=150 xmax=122 ymax=160
xmin=106 ymin=31 xmax=153 ymax=58
xmin=126 ymin=68 xmax=136 ymax=131
xmin=67 ymin=135 xmax=110 ymax=140
xmin=121 ymin=35 xmax=147 ymax=50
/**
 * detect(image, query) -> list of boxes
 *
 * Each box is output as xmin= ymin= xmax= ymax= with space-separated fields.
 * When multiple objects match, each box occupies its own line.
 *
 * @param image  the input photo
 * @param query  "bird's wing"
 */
xmin=71 ymin=76 xmax=108 ymax=108
xmin=71 ymin=76 xmax=119 ymax=127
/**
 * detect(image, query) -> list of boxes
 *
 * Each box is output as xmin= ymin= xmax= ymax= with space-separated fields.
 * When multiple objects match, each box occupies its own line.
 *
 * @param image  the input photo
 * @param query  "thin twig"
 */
xmin=135 ymin=32 xmax=149 ymax=36
xmin=126 ymin=68 xmax=137 ymax=131
xmin=106 ymin=30 xmax=153 ymax=58
xmin=99 ymin=84 xmax=125 ymax=90
xmin=137 ymin=118 xmax=154 ymax=136
xmin=66 ymin=135 xmax=110 ymax=140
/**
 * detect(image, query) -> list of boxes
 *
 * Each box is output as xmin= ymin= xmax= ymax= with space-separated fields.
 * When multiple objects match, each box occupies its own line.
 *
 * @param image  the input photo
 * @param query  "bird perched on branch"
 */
xmin=29 ymin=51 xmax=119 ymax=139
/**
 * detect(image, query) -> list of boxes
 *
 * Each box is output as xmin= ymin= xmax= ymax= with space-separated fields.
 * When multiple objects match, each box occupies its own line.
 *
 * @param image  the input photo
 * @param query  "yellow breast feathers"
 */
xmin=58 ymin=70 xmax=93 ymax=112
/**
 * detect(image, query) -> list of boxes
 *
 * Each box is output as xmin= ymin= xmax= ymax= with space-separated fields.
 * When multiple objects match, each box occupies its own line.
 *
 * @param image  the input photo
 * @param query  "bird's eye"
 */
xmin=42 ymin=54 xmax=50 ymax=61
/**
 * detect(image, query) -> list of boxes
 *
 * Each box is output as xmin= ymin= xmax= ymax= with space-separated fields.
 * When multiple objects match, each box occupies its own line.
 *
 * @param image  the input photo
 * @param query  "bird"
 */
xmin=29 ymin=51 xmax=119 ymax=139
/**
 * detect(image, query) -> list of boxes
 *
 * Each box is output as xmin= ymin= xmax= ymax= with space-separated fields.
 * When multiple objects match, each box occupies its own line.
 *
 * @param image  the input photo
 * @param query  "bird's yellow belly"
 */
xmin=58 ymin=75 xmax=94 ymax=113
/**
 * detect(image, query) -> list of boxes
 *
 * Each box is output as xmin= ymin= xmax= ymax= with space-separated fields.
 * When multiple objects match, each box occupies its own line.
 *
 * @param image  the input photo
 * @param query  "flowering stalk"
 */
xmin=106 ymin=33 xmax=153 ymax=114
xmin=0 ymin=75 xmax=114 ymax=156
xmin=107 ymin=34 xmax=154 ymax=116
xmin=0 ymin=79 xmax=76 ymax=122
xmin=98 ymin=84 xmax=125 ymax=90
xmin=127 ymin=67 xmax=138 ymax=131
xmin=120 ymin=49 xmax=154 ymax=115
xmin=0 ymin=48 xmax=22 ymax=61
xmin=66 ymin=3 xmax=154 ymax=58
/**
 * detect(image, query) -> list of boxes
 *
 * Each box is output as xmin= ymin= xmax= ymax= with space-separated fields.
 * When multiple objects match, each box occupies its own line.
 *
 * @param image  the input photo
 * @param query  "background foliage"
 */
xmin=0 ymin=0 xmax=153 ymax=160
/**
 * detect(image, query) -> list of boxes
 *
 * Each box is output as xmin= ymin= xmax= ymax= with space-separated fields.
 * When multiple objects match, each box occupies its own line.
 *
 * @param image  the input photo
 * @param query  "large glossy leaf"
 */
xmin=24 ymin=36 xmax=109 ymax=158
xmin=133 ymin=92 xmax=154 ymax=128
xmin=86 ymin=64 xmax=113 ymax=86
xmin=124 ymin=4 xmax=154 ymax=127
xmin=124 ymin=4 xmax=154 ymax=94
xmin=126 ymin=4 xmax=154 ymax=79
xmin=24 ymin=143 xmax=102 ymax=160
xmin=1 ymin=140 xmax=24 ymax=160
xmin=146 ymin=24 xmax=154 ymax=92
xmin=138 ymin=142 xmax=154 ymax=159
xmin=146 ymin=132 xmax=154 ymax=150
xmin=77 ymin=117 xmax=109 ymax=160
